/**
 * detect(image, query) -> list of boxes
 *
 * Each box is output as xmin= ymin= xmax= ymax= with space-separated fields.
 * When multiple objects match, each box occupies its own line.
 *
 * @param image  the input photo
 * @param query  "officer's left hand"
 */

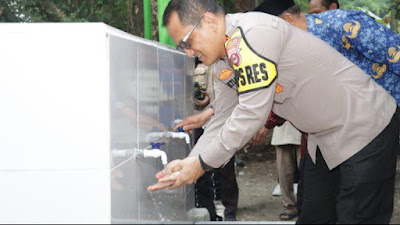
xmin=147 ymin=156 xmax=205 ymax=191
xmin=174 ymin=108 xmax=214 ymax=132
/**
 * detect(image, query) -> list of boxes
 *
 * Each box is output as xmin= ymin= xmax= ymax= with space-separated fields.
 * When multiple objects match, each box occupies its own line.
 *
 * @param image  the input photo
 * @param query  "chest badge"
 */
xmin=275 ymin=83 xmax=283 ymax=94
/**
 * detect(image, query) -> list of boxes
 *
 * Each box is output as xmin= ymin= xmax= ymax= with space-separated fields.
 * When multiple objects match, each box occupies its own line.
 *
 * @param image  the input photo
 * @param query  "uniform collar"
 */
xmin=225 ymin=13 xmax=244 ymax=38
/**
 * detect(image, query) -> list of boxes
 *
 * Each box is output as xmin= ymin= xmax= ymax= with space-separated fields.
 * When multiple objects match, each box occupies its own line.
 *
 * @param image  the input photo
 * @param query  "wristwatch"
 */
xmin=198 ymin=154 xmax=214 ymax=172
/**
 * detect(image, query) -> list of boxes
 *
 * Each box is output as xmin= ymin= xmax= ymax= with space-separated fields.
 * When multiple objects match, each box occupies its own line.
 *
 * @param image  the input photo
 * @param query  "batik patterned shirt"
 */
xmin=307 ymin=10 xmax=400 ymax=105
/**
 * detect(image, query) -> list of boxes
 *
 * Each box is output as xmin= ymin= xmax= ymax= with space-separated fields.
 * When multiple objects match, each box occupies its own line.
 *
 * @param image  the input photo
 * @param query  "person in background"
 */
xmin=308 ymin=0 xmax=339 ymax=14
xmin=253 ymin=1 xmax=400 ymax=103
xmin=271 ymin=121 xmax=301 ymax=221
xmin=191 ymin=62 xmax=220 ymax=221
xmin=270 ymin=121 xmax=301 ymax=221
xmin=177 ymin=61 xmax=239 ymax=221
xmin=253 ymin=113 xmax=302 ymax=221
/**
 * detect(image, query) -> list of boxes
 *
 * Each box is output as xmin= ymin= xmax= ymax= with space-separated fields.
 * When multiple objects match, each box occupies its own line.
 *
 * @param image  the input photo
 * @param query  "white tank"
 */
xmin=0 ymin=23 xmax=195 ymax=223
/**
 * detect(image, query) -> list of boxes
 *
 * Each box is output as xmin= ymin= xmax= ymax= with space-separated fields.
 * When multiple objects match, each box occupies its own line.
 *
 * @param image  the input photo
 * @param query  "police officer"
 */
xmin=148 ymin=0 xmax=398 ymax=223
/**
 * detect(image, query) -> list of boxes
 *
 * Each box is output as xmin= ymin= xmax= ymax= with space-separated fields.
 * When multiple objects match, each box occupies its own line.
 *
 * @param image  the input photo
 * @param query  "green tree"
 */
xmin=0 ymin=1 xmax=25 ymax=22
xmin=341 ymin=0 xmax=391 ymax=18
xmin=390 ymin=0 xmax=399 ymax=33
xmin=296 ymin=0 xmax=398 ymax=33
xmin=0 ymin=0 xmax=145 ymax=36
xmin=296 ymin=0 xmax=391 ymax=17
xmin=296 ymin=0 xmax=309 ymax=12
xmin=0 ymin=0 xmax=397 ymax=37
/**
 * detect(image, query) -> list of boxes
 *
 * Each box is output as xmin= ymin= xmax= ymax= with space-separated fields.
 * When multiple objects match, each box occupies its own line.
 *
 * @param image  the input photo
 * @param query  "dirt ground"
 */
xmin=235 ymin=143 xmax=400 ymax=223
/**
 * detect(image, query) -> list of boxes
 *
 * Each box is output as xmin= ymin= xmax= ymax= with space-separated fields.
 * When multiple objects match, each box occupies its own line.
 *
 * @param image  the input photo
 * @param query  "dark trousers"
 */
xmin=297 ymin=113 xmax=399 ymax=224
xmin=220 ymin=157 xmax=239 ymax=218
xmin=193 ymin=128 xmax=239 ymax=220
xmin=296 ymin=156 xmax=305 ymax=217
xmin=195 ymin=157 xmax=238 ymax=220
xmin=195 ymin=170 xmax=219 ymax=220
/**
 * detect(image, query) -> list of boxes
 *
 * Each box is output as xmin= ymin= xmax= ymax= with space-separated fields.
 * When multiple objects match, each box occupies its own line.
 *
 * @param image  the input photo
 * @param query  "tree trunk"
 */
xmin=127 ymin=0 xmax=135 ymax=34
xmin=36 ymin=0 xmax=68 ymax=22
xmin=390 ymin=0 xmax=399 ymax=33
xmin=152 ymin=0 xmax=159 ymax=41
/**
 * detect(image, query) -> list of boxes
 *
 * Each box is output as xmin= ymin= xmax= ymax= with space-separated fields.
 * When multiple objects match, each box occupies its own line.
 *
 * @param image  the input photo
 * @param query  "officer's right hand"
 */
xmin=147 ymin=159 xmax=182 ymax=191
xmin=174 ymin=108 xmax=214 ymax=132
xmin=148 ymin=156 xmax=205 ymax=191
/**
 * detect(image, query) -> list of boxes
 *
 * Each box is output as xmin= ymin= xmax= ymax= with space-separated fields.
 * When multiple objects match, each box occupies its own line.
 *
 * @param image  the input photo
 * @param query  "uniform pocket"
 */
xmin=273 ymin=78 xmax=295 ymax=104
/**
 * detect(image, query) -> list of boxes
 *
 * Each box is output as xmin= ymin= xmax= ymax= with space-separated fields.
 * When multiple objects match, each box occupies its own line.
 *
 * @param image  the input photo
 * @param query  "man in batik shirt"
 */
xmin=254 ymin=1 xmax=400 ymax=105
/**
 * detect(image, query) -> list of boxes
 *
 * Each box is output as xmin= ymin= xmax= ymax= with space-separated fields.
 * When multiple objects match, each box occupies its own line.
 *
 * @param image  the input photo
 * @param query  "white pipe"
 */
xmin=111 ymin=149 xmax=134 ymax=158
xmin=146 ymin=132 xmax=191 ymax=145
xmin=145 ymin=132 xmax=164 ymax=143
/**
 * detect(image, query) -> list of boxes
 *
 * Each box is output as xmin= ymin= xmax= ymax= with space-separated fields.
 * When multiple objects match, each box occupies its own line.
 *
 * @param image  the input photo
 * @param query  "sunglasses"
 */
xmin=176 ymin=14 xmax=205 ymax=52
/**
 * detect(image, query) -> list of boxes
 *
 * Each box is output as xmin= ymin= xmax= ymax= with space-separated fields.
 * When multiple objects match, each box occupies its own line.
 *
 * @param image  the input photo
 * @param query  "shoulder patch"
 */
xmin=219 ymin=69 xmax=233 ymax=81
xmin=225 ymin=27 xmax=278 ymax=94
xmin=216 ymin=68 xmax=238 ymax=89
xmin=225 ymin=37 xmax=242 ymax=66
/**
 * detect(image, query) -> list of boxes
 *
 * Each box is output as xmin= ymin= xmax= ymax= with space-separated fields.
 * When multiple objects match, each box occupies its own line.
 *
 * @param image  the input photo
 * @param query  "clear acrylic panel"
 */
xmin=109 ymin=35 xmax=139 ymax=221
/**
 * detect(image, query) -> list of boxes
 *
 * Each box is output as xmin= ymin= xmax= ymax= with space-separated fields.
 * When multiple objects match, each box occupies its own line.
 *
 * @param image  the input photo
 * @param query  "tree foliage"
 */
xmin=0 ymin=0 xmax=398 ymax=37
xmin=296 ymin=0 xmax=393 ymax=17
xmin=296 ymin=0 xmax=399 ymax=32
xmin=0 ymin=0 xmax=142 ymax=35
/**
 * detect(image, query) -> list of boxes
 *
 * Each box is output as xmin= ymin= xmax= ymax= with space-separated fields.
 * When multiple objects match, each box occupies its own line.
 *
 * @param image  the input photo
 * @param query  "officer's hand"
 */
xmin=147 ymin=156 xmax=205 ymax=191
xmin=147 ymin=160 xmax=182 ymax=191
xmin=251 ymin=127 xmax=270 ymax=145
xmin=174 ymin=108 xmax=214 ymax=132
